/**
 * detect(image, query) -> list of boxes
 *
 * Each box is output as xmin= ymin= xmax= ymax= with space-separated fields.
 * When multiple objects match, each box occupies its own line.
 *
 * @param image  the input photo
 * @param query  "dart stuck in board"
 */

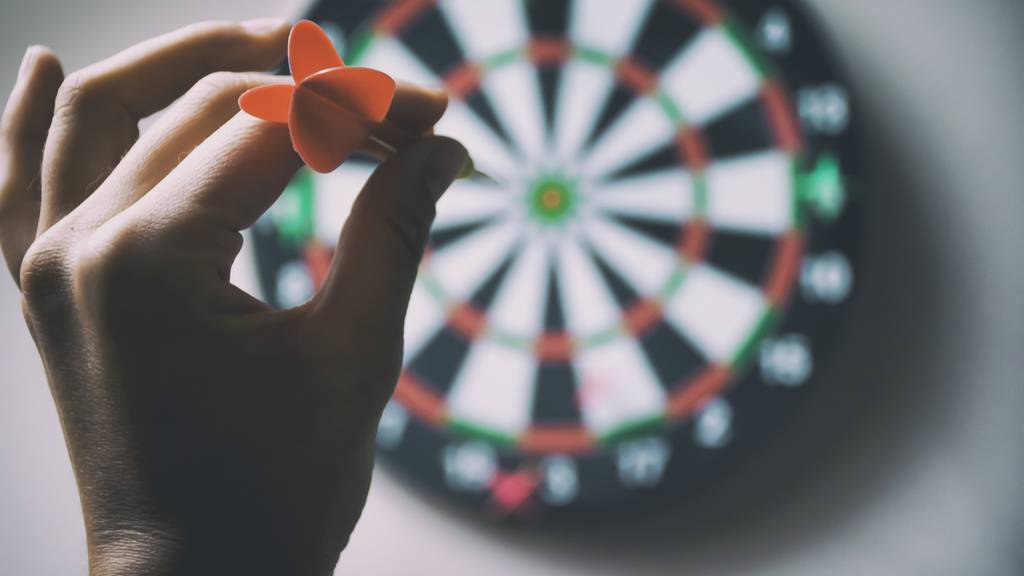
xmin=240 ymin=19 xmax=485 ymax=179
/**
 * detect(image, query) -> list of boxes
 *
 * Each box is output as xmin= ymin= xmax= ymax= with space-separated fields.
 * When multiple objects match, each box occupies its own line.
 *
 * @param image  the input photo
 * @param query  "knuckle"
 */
xmin=70 ymin=224 xmax=148 ymax=295
xmin=53 ymin=70 xmax=106 ymax=119
xmin=19 ymin=235 xmax=69 ymax=311
xmin=190 ymin=71 xmax=248 ymax=105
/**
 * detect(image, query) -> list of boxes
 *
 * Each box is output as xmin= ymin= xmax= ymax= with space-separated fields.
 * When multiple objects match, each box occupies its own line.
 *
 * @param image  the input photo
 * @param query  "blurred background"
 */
xmin=1 ymin=0 xmax=1022 ymax=574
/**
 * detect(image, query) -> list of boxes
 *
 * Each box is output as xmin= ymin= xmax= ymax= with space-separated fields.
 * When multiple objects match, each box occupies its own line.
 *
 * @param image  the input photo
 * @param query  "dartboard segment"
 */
xmin=252 ymin=0 xmax=862 ymax=522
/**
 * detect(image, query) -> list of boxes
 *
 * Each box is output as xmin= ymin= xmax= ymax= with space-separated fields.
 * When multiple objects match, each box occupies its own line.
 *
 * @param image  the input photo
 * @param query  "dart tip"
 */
xmin=456 ymin=154 xmax=497 ymax=184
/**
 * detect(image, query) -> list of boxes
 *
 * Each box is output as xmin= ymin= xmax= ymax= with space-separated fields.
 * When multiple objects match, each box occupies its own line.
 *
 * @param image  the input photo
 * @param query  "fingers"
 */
xmin=75 ymin=72 xmax=289 ymax=229
xmin=307 ymin=136 xmax=467 ymax=348
xmin=39 ymin=18 xmax=290 ymax=233
xmin=0 ymin=46 xmax=63 ymax=285
xmin=119 ymin=112 xmax=301 ymax=276
xmin=362 ymin=82 xmax=449 ymax=159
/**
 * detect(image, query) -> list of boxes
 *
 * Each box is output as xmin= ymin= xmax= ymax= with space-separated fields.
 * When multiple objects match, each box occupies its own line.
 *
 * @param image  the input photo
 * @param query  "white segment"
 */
xmin=435 ymin=101 xmax=520 ymax=180
xmin=580 ymin=98 xmax=676 ymax=180
xmin=661 ymin=28 xmax=761 ymax=125
xmin=403 ymin=279 xmax=446 ymax=362
xmin=570 ymin=0 xmax=655 ymax=57
xmin=553 ymin=61 xmax=615 ymax=163
xmin=575 ymin=340 xmax=666 ymax=434
xmin=447 ymin=341 xmax=536 ymax=437
xmin=590 ymin=170 xmax=695 ymax=223
xmin=706 ymin=151 xmax=793 ymax=234
xmin=487 ymin=237 xmax=549 ymax=337
xmin=584 ymin=213 xmax=676 ymax=296
xmin=664 ymin=264 xmax=767 ymax=362
xmin=428 ymin=219 xmax=520 ymax=301
xmin=356 ymin=36 xmax=440 ymax=88
xmin=312 ymin=163 xmax=374 ymax=244
xmin=483 ymin=61 xmax=548 ymax=162
xmin=434 ymin=179 xmax=512 ymax=231
xmin=439 ymin=0 xmax=527 ymax=61
xmin=557 ymin=238 xmax=621 ymax=336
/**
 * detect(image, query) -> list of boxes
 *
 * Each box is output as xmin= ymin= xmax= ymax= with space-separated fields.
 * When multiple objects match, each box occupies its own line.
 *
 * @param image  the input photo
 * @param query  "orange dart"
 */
xmin=239 ymin=20 xmax=495 ymax=182
xmin=239 ymin=20 xmax=394 ymax=173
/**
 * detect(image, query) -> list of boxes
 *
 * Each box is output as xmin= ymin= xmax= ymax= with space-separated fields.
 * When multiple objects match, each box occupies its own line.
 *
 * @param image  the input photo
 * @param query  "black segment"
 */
xmin=607 ymin=141 xmax=681 ymax=181
xmin=703 ymin=98 xmax=774 ymax=160
xmin=585 ymin=86 xmax=634 ymax=149
xmin=526 ymin=0 xmax=570 ymax=36
xmin=543 ymin=264 xmax=567 ymax=331
xmin=398 ymin=7 xmax=464 ymax=76
xmin=531 ymin=364 xmax=581 ymax=425
xmin=537 ymin=67 xmax=561 ymax=135
xmin=632 ymin=1 xmax=702 ymax=70
xmin=705 ymin=231 xmax=775 ymax=286
xmin=588 ymin=247 xmax=639 ymax=307
xmin=308 ymin=0 xmax=379 ymax=38
xmin=609 ymin=215 xmax=681 ymax=247
xmin=407 ymin=328 xmax=471 ymax=397
xmin=526 ymin=0 xmax=570 ymax=135
xmin=638 ymin=321 xmax=706 ymax=389
xmin=469 ymin=253 xmax=516 ymax=310
xmin=464 ymin=92 xmax=515 ymax=148
xmin=429 ymin=219 xmax=492 ymax=251
xmin=397 ymin=5 xmax=514 ymax=145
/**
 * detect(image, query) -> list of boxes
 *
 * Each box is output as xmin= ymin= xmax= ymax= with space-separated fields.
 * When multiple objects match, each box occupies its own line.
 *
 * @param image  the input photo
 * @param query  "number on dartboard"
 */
xmin=799 ymin=85 xmax=851 ymax=135
xmin=616 ymin=438 xmax=670 ymax=488
xmin=694 ymin=398 xmax=734 ymax=449
xmin=539 ymin=456 xmax=579 ymax=506
xmin=760 ymin=335 xmax=814 ymax=387
xmin=443 ymin=441 xmax=496 ymax=492
xmin=757 ymin=8 xmax=793 ymax=54
xmin=801 ymin=252 xmax=854 ymax=304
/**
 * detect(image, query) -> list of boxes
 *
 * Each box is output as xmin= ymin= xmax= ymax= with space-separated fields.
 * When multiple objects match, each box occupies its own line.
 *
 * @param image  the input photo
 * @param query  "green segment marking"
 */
xmin=273 ymin=168 xmax=315 ymax=247
xmin=483 ymin=47 xmax=523 ymax=70
xmin=723 ymin=21 xmax=769 ymax=78
xmin=573 ymin=44 xmax=613 ymax=66
xmin=346 ymin=30 xmax=375 ymax=64
xmin=798 ymin=153 xmax=846 ymax=223
xmin=733 ymin=309 xmax=779 ymax=369
xmin=599 ymin=415 xmax=668 ymax=445
xmin=448 ymin=418 xmax=516 ymax=447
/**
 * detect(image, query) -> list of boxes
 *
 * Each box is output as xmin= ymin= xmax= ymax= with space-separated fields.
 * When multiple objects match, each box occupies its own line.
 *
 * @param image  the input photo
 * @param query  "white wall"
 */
xmin=1 ymin=1 xmax=1022 ymax=574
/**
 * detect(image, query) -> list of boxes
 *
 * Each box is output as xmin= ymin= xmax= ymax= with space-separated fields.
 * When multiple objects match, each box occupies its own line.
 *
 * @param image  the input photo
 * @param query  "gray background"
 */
xmin=1 ymin=0 xmax=1022 ymax=574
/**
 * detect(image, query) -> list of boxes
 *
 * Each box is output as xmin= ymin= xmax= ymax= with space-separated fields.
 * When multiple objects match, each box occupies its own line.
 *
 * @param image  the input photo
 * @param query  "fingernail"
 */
xmin=242 ymin=17 xmax=289 ymax=35
xmin=424 ymin=138 xmax=468 ymax=202
xmin=17 ymin=46 xmax=39 ymax=81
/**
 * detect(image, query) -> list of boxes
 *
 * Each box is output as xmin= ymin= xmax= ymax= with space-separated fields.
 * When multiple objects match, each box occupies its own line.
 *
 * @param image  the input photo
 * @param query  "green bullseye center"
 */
xmin=528 ymin=177 xmax=576 ymax=225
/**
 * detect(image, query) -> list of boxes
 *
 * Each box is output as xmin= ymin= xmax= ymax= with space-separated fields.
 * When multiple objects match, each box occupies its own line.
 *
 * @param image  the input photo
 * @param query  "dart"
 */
xmin=239 ymin=19 xmax=492 ymax=181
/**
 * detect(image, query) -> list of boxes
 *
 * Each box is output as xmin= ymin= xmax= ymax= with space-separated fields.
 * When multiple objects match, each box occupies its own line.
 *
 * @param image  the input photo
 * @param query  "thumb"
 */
xmin=308 ymin=135 xmax=467 ymax=342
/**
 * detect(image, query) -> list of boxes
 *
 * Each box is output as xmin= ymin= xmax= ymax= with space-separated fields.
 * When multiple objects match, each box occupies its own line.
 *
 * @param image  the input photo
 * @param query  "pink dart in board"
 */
xmin=239 ymin=20 xmax=397 ymax=173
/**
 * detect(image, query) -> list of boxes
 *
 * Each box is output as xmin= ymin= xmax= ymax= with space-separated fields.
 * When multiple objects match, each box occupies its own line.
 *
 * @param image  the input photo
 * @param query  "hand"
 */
xmin=0 ymin=19 xmax=467 ymax=576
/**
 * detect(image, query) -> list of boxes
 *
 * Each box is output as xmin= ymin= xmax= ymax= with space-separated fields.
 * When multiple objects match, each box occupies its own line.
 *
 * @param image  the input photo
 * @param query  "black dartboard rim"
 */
xmin=251 ymin=0 xmax=862 ymax=523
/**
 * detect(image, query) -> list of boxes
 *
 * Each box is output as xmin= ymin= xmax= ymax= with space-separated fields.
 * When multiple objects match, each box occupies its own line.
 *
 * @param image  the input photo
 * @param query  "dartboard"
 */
xmin=251 ymin=0 xmax=859 ymax=521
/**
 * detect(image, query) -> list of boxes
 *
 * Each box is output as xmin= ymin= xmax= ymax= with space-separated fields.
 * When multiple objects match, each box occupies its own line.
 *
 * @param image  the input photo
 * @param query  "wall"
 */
xmin=1 ymin=0 xmax=1021 ymax=574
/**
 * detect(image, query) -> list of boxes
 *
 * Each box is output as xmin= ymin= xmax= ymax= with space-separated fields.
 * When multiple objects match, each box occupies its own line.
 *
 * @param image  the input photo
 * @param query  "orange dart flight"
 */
xmin=239 ymin=20 xmax=397 ymax=173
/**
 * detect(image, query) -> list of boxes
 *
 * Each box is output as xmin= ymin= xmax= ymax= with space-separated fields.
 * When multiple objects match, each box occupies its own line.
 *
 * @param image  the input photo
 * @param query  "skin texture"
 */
xmin=0 ymin=19 xmax=467 ymax=576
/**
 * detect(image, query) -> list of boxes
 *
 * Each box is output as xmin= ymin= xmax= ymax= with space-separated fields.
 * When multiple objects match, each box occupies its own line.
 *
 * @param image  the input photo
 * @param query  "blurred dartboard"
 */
xmin=251 ymin=0 xmax=860 ymax=521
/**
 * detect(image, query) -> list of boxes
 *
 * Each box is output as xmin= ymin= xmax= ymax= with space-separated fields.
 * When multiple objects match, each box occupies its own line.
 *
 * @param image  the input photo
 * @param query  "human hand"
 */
xmin=0 ymin=19 xmax=467 ymax=576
